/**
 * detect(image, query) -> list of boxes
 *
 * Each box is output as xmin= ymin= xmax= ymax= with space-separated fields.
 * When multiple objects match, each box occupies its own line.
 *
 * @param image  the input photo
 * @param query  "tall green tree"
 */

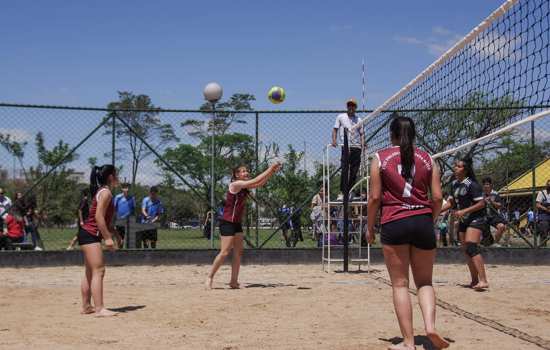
xmin=0 ymin=133 xmax=28 ymax=180
xmin=29 ymin=132 xmax=81 ymax=226
xmin=104 ymin=91 xmax=179 ymax=186
xmin=158 ymin=93 xmax=257 ymax=205
xmin=478 ymin=137 xmax=550 ymax=190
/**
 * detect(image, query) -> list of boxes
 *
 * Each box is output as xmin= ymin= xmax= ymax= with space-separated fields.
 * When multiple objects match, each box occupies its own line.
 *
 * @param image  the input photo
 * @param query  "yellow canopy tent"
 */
xmin=499 ymin=158 xmax=550 ymax=197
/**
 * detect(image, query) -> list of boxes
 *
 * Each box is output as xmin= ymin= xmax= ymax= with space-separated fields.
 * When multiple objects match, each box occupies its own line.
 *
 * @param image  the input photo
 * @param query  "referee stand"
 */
xmin=322 ymin=129 xmax=370 ymax=273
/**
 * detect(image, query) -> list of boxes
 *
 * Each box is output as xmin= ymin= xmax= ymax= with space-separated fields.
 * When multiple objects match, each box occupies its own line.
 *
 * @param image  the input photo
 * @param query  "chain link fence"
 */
xmin=0 ymin=103 xmax=548 ymax=250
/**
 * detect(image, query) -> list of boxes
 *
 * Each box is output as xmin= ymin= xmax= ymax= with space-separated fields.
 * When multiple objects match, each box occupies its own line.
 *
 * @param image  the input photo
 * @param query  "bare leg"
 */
xmin=67 ymin=235 xmax=78 ymax=250
xmin=81 ymin=243 xmax=117 ymax=317
xmin=383 ymin=245 xmax=415 ymax=349
xmin=230 ymin=233 xmax=244 ymax=288
xmin=459 ymin=231 xmax=478 ymax=286
xmin=410 ymin=247 xmax=449 ymax=349
xmin=80 ymin=260 xmax=94 ymax=314
xmin=466 ymin=228 xmax=489 ymax=289
xmin=494 ymin=223 xmax=506 ymax=244
xmin=206 ymin=236 xmax=234 ymax=289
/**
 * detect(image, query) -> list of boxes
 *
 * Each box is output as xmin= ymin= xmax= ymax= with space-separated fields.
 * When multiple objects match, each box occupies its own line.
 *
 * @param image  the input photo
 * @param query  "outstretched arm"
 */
xmin=231 ymin=163 xmax=281 ymax=193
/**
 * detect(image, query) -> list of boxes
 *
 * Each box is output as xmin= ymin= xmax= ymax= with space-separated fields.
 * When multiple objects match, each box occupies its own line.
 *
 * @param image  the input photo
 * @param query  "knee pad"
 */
xmin=465 ymin=242 xmax=480 ymax=258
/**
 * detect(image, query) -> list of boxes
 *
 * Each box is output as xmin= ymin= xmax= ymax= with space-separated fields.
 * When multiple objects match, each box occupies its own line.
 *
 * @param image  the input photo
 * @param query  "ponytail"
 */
xmin=459 ymin=157 xmax=477 ymax=182
xmin=90 ymin=164 xmax=116 ymax=196
xmin=390 ymin=114 xmax=416 ymax=180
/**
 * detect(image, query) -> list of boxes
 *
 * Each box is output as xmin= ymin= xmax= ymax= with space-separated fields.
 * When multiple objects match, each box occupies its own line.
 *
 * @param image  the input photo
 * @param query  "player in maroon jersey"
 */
xmin=79 ymin=165 xmax=122 ymax=317
xmin=367 ymin=115 xmax=448 ymax=350
xmin=442 ymin=158 xmax=489 ymax=291
xmin=206 ymin=162 xmax=281 ymax=290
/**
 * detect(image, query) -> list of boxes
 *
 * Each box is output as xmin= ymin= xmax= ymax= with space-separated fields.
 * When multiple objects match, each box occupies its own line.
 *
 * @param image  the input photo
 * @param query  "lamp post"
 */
xmin=203 ymin=82 xmax=223 ymax=249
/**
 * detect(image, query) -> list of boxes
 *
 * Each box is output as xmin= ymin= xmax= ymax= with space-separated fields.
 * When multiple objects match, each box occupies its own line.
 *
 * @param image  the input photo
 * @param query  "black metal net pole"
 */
xmin=342 ymin=129 xmax=350 ymax=272
xmin=530 ymin=119 xmax=538 ymax=249
xmin=255 ymin=111 xmax=260 ymax=248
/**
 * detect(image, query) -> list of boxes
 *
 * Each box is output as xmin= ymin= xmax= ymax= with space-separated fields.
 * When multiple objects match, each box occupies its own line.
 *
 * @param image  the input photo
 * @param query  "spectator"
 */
xmin=536 ymin=180 xmax=550 ymax=246
xmin=482 ymin=177 xmax=509 ymax=247
xmin=310 ymin=187 xmax=325 ymax=241
xmin=0 ymin=188 xmax=12 ymax=232
xmin=527 ymin=208 xmax=535 ymax=236
xmin=141 ymin=186 xmax=164 ymax=249
xmin=14 ymin=191 xmax=43 ymax=250
xmin=279 ymin=204 xmax=292 ymax=247
xmin=331 ymin=98 xmax=364 ymax=199
xmin=0 ymin=207 xmax=25 ymax=250
xmin=513 ymin=208 xmax=521 ymax=226
xmin=290 ymin=207 xmax=303 ymax=246
xmin=67 ymin=189 xmax=90 ymax=250
xmin=113 ymin=183 xmax=136 ymax=247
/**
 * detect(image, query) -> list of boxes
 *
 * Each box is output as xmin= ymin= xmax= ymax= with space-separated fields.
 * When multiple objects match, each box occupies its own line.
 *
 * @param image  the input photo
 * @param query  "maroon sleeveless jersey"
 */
xmin=376 ymin=146 xmax=433 ymax=224
xmin=81 ymin=188 xmax=115 ymax=237
xmin=222 ymin=187 xmax=249 ymax=223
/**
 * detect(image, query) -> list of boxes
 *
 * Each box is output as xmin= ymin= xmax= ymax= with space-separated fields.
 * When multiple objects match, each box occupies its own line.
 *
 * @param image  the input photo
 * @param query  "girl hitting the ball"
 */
xmin=206 ymin=161 xmax=281 ymax=290
xmin=79 ymin=165 xmax=122 ymax=317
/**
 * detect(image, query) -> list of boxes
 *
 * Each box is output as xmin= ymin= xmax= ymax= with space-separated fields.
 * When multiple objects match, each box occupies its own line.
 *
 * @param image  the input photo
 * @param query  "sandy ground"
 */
xmin=1 ymin=262 xmax=550 ymax=350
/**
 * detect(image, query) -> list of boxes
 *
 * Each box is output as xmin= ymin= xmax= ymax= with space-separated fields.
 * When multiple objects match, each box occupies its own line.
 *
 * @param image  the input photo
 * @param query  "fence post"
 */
xmin=530 ymin=119 xmax=537 ymax=249
xmin=255 ymin=111 xmax=260 ymax=248
xmin=112 ymin=112 xmax=116 ymax=166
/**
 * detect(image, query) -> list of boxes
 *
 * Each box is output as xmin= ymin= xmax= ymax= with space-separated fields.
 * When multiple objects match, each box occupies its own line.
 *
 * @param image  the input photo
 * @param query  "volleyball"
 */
xmin=268 ymin=86 xmax=286 ymax=104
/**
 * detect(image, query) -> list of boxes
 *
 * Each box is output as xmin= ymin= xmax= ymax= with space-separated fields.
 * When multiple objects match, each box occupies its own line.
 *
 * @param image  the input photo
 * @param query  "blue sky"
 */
xmin=1 ymin=0 xmax=505 ymax=110
xmin=2 ymin=0 xmax=517 ymax=184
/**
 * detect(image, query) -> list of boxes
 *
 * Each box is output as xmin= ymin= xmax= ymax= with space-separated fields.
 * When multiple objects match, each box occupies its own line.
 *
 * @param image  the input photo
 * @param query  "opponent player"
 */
xmin=442 ymin=158 xmax=489 ymax=290
xmin=367 ymin=115 xmax=449 ymax=350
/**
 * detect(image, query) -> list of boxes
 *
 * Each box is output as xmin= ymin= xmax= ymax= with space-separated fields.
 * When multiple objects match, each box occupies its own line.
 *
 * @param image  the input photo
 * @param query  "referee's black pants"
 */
xmin=340 ymin=147 xmax=362 ymax=195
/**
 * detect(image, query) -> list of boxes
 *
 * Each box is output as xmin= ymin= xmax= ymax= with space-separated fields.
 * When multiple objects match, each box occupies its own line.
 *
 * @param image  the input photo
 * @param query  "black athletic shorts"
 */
xmin=458 ymin=216 xmax=489 ymax=234
xmin=487 ymin=216 xmax=505 ymax=228
xmin=143 ymin=229 xmax=158 ymax=241
xmin=77 ymin=227 xmax=102 ymax=246
xmin=219 ymin=220 xmax=243 ymax=237
xmin=381 ymin=214 xmax=436 ymax=250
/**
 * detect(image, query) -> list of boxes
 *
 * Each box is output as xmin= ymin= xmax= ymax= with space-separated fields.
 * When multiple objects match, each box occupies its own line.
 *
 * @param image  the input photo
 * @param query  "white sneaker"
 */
xmin=34 ymin=246 xmax=43 ymax=251
xmin=492 ymin=243 xmax=502 ymax=248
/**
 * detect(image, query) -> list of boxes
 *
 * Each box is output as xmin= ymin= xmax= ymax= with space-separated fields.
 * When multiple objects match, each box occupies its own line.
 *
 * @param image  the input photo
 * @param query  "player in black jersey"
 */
xmin=442 ymin=158 xmax=489 ymax=290
xmin=482 ymin=177 xmax=508 ymax=246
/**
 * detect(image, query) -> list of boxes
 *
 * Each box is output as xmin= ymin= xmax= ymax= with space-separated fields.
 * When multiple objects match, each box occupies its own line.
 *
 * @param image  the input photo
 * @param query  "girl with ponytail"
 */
xmin=441 ymin=156 xmax=489 ymax=291
xmin=367 ymin=114 xmax=448 ymax=349
xmin=79 ymin=164 xmax=121 ymax=317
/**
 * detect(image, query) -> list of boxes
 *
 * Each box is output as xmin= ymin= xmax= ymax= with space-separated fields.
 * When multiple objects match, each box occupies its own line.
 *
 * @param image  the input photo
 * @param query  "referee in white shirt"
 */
xmin=331 ymin=98 xmax=364 ymax=198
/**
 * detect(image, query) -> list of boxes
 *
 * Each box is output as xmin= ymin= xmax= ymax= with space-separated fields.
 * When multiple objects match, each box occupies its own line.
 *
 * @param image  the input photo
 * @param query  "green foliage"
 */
xmin=104 ymin=91 xmax=179 ymax=186
xmin=478 ymin=137 xmax=550 ymax=190
xmin=0 ymin=132 xmax=28 ymax=180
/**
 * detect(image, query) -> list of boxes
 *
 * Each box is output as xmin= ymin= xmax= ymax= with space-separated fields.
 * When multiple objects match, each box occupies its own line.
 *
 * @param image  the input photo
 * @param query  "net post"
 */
xmin=255 ymin=111 xmax=260 ymax=248
xmin=342 ymin=129 xmax=350 ymax=272
xmin=111 ymin=111 xmax=116 ymax=167
xmin=530 ymin=118 xmax=537 ymax=249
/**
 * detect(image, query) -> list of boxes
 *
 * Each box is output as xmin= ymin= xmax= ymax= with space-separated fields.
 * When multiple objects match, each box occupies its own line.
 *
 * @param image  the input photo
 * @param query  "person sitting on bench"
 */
xmin=0 ymin=207 xmax=25 ymax=250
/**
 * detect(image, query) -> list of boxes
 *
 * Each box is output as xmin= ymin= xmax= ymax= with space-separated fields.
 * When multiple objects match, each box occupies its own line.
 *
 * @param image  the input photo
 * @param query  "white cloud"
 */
xmin=394 ymin=26 xmax=462 ymax=56
xmin=0 ymin=128 xmax=33 ymax=143
xmin=471 ymin=33 xmax=521 ymax=62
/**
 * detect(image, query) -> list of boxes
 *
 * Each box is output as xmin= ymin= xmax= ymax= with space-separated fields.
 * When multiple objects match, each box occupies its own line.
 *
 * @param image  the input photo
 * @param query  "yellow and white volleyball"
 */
xmin=268 ymin=86 xmax=286 ymax=104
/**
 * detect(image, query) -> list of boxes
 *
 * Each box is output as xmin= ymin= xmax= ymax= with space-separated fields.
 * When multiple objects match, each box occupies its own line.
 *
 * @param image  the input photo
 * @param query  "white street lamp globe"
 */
xmin=203 ymin=82 xmax=223 ymax=103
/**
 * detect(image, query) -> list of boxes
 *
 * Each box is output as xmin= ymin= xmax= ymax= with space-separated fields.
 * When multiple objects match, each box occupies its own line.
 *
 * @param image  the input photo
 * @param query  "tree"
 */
xmin=29 ymin=132 xmax=81 ymax=226
xmin=478 ymin=137 xmax=550 ymax=190
xmin=0 ymin=133 xmax=28 ymax=180
xmin=411 ymin=92 xmax=523 ymax=181
xmin=104 ymin=91 xmax=179 ymax=186
xmin=158 ymin=93 xmax=257 ymax=205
